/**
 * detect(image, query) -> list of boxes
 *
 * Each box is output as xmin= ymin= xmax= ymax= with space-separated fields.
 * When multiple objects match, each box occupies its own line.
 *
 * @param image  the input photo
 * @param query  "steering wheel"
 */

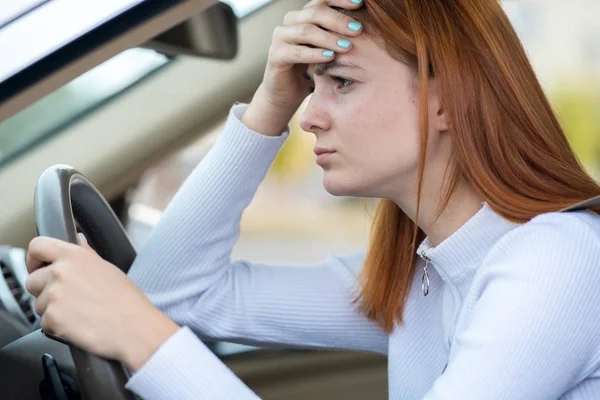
xmin=34 ymin=164 xmax=137 ymax=400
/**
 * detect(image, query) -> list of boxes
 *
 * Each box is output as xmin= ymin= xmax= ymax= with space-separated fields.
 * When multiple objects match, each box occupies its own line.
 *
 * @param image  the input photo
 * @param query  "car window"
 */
xmin=0 ymin=0 xmax=277 ymax=168
xmin=0 ymin=48 xmax=170 ymax=167
xmin=0 ymin=0 xmax=151 ymax=85
xmin=222 ymin=0 xmax=273 ymax=18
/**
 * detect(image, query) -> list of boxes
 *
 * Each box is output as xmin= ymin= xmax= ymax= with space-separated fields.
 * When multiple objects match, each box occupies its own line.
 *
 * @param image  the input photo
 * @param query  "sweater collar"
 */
xmin=415 ymin=202 xmax=519 ymax=283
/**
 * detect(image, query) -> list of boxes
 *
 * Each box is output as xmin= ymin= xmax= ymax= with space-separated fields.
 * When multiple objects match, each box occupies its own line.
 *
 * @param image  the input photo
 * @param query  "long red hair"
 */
xmin=342 ymin=0 xmax=600 ymax=332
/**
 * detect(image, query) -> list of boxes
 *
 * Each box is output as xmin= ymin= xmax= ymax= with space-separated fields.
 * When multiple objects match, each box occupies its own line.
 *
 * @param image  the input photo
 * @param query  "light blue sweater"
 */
xmin=125 ymin=104 xmax=600 ymax=399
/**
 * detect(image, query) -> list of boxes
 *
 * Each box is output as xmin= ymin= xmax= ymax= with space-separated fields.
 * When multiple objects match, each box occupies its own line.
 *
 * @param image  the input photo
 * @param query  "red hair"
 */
xmin=342 ymin=0 xmax=600 ymax=332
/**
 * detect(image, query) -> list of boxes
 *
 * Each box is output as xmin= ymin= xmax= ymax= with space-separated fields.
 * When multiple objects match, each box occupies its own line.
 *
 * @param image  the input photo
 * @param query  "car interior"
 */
xmin=0 ymin=1 xmax=388 ymax=399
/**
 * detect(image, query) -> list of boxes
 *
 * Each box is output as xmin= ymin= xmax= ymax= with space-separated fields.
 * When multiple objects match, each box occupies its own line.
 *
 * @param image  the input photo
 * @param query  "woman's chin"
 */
xmin=322 ymin=173 xmax=360 ymax=197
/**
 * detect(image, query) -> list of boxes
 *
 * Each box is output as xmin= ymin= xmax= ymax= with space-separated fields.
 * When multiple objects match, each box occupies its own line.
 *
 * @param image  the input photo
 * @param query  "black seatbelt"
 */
xmin=560 ymin=195 xmax=600 ymax=212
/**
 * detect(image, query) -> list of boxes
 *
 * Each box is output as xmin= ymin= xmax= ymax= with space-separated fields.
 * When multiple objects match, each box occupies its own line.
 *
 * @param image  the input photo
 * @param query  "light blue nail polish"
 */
xmin=350 ymin=0 xmax=363 ymax=4
xmin=322 ymin=50 xmax=335 ymax=58
xmin=348 ymin=21 xmax=362 ymax=32
xmin=337 ymin=39 xmax=351 ymax=49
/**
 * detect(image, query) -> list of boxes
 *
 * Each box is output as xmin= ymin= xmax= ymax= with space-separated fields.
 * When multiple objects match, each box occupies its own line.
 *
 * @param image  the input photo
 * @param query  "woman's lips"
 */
xmin=316 ymin=151 xmax=336 ymax=166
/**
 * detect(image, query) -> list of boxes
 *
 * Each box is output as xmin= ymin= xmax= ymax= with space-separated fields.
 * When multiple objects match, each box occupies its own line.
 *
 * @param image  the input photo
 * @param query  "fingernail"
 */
xmin=350 ymin=0 xmax=363 ymax=4
xmin=78 ymin=233 xmax=87 ymax=244
xmin=348 ymin=21 xmax=362 ymax=32
xmin=322 ymin=50 xmax=335 ymax=57
xmin=337 ymin=40 xmax=351 ymax=49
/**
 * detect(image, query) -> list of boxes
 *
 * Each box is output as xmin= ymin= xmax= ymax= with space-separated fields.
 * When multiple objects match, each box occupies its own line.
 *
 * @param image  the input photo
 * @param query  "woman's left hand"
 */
xmin=25 ymin=235 xmax=180 ymax=371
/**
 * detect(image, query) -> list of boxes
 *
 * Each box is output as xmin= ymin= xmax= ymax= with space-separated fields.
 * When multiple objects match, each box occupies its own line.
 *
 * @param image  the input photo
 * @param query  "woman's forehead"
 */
xmin=306 ymin=35 xmax=397 ymax=76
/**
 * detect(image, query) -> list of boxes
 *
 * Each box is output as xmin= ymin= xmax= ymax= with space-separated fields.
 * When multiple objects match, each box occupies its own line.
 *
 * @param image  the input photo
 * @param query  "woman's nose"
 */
xmin=299 ymin=97 xmax=331 ymax=134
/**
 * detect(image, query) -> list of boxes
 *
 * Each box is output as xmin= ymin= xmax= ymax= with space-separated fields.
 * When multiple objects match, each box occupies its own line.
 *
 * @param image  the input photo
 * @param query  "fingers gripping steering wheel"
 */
xmin=34 ymin=164 xmax=137 ymax=400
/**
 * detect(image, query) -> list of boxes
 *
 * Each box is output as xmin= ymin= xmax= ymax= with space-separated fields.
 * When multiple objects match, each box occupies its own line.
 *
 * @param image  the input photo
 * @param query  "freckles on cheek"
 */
xmin=348 ymin=95 xmax=383 ymax=130
xmin=341 ymin=106 xmax=390 ymax=164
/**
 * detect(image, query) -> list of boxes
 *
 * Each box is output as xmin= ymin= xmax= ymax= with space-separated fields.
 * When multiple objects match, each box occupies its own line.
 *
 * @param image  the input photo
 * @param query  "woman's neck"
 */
xmin=394 ymin=180 xmax=485 ymax=247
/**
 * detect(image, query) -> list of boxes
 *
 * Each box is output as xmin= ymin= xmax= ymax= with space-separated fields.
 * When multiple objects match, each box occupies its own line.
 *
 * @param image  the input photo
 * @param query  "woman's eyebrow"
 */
xmin=305 ymin=61 xmax=365 ymax=80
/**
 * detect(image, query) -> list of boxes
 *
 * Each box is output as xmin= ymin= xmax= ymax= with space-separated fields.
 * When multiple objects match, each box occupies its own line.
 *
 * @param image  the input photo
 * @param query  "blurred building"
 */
xmin=503 ymin=0 xmax=600 ymax=87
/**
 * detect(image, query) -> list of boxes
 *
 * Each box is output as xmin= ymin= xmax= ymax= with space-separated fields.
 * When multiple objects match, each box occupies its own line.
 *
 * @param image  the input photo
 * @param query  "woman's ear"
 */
xmin=435 ymin=105 xmax=449 ymax=132
xmin=429 ymin=80 xmax=449 ymax=133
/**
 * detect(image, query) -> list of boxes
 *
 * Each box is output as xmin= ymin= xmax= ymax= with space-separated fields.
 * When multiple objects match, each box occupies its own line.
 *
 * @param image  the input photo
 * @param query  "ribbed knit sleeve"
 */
xmin=423 ymin=211 xmax=600 ymax=399
xmin=126 ymin=327 xmax=261 ymax=400
xmin=125 ymin=103 xmax=387 ymax=399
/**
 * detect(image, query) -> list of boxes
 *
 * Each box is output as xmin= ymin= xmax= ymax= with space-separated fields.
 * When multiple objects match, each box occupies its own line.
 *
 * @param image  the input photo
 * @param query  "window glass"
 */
xmin=221 ymin=0 xmax=274 ymax=18
xmin=0 ymin=48 xmax=170 ymax=166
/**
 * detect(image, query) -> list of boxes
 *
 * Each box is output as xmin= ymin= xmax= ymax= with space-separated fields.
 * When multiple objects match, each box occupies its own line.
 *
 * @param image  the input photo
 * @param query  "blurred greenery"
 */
xmin=551 ymin=83 xmax=600 ymax=177
xmin=270 ymin=111 xmax=315 ymax=179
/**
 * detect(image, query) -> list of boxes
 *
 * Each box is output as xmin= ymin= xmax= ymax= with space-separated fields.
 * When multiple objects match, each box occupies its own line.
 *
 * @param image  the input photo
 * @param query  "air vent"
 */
xmin=1 ymin=260 xmax=36 ymax=324
xmin=0 ymin=247 xmax=38 ymax=328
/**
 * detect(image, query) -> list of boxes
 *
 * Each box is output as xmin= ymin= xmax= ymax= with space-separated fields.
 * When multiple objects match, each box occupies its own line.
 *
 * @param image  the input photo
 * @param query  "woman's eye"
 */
xmin=332 ymin=76 xmax=354 ymax=90
xmin=309 ymin=76 xmax=354 ymax=93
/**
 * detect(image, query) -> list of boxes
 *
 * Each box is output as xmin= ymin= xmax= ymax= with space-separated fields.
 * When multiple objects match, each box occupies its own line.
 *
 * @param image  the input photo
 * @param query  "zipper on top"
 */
xmin=419 ymin=249 xmax=431 ymax=296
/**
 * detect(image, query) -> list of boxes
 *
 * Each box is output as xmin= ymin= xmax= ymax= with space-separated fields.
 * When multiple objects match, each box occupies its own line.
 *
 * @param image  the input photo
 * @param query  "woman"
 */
xmin=25 ymin=0 xmax=600 ymax=398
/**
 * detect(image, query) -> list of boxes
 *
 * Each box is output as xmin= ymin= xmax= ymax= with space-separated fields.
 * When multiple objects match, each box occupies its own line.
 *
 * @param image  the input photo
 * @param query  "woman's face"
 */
xmin=301 ymin=34 xmax=449 ymax=201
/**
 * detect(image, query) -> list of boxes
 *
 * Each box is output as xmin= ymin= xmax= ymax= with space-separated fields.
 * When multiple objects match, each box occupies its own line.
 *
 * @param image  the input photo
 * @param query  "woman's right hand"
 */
xmin=243 ymin=0 xmax=364 ymax=136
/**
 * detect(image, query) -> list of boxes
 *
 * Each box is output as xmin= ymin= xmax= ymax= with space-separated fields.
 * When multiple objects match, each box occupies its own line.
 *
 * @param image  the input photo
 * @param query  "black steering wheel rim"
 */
xmin=34 ymin=164 xmax=136 ymax=400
